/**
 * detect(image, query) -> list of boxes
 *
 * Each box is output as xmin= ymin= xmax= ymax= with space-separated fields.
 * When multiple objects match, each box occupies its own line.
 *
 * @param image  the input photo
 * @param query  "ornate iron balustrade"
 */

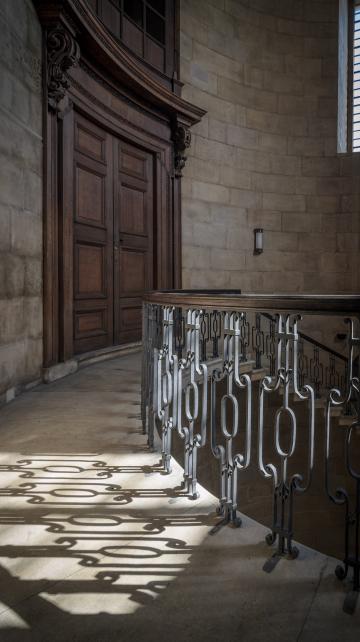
xmin=141 ymin=291 xmax=360 ymax=614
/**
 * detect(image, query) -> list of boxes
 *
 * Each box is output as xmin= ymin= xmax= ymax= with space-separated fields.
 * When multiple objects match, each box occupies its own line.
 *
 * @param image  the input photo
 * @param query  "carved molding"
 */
xmin=35 ymin=0 xmax=205 ymax=125
xmin=46 ymin=25 xmax=80 ymax=110
xmin=173 ymin=125 xmax=191 ymax=177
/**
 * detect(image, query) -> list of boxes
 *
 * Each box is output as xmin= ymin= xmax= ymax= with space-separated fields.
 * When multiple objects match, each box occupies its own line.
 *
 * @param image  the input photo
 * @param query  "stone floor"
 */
xmin=0 ymin=352 xmax=358 ymax=641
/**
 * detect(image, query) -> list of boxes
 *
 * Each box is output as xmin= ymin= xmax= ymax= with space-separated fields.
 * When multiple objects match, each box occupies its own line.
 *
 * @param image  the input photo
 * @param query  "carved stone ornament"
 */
xmin=173 ymin=125 xmax=191 ymax=177
xmin=46 ymin=25 xmax=80 ymax=110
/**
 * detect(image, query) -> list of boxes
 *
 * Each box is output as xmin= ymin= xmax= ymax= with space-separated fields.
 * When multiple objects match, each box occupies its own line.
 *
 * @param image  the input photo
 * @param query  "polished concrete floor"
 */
xmin=0 ymin=352 xmax=358 ymax=641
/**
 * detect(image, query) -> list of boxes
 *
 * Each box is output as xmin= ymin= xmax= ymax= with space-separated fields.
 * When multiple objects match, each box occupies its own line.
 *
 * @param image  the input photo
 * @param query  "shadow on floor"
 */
xmin=0 ymin=453 xmax=223 ymax=641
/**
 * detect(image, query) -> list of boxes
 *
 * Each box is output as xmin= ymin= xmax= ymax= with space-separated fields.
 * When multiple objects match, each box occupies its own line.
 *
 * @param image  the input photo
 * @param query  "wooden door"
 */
xmin=72 ymin=115 xmax=154 ymax=354
xmin=73 ymin=114 xmax=114 ymax=354
xmin=114 ymin=140 xmax=154 ymax=344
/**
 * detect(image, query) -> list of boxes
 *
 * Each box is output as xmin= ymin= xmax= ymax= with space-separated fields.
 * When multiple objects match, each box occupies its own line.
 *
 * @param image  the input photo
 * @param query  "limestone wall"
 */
xmin=0 ymin=0 xmax=43 ymax=399
xmin=180 ymin=0 xmax=360 ymax=294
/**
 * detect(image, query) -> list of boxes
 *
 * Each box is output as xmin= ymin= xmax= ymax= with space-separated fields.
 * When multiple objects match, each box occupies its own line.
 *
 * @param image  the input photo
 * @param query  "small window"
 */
xmin=124 ymin=0 xmax=144 ymax=27
xmin=338 ymin=0 xmax=360 ymax=152
xmin=352 ymin=2 xmax=360 ymax=149
xmin=85 ymin=0 xmax=176 ymax=79
xmin=146 ymin=7 xmax=165 ymax=44
xmin=147 ymin=0 xmax=166 ymax=16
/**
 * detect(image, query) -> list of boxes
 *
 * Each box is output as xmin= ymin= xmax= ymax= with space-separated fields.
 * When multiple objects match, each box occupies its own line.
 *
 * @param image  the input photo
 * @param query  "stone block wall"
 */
xmin=180 ymin=0 xmax=360 ymax=294
xmin=0 ymin=0 xmax=43 ymax=399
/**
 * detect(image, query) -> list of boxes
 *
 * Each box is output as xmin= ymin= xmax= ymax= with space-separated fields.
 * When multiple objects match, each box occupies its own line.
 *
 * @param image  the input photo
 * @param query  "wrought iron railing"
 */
xmin=141 ymin=290 xmax=360 ymax=614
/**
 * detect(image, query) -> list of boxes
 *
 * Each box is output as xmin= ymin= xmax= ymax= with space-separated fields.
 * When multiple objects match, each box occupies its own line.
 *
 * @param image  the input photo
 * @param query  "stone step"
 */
xmin=251 ymin=368 xmax=267 ymax=381
xmin=338 ymin=414 xmax=357 ymax=426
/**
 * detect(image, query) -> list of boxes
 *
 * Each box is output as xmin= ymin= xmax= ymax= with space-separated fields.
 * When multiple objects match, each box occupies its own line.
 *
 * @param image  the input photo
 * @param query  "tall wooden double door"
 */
xmin=73 ymin=113 xmax=154 ymax=354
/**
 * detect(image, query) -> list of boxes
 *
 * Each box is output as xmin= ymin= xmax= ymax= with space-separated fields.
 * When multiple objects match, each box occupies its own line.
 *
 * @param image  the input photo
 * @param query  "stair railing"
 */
xmin=141 ymin=290 xmax=360 ymax=613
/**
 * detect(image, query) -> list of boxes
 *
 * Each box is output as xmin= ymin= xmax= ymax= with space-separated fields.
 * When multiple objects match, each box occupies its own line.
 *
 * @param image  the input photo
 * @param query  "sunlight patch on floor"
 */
xmin=0 ymin=602 xmax=30 ymax=629
xmin=40 ymin=589 xmax=155 ymax=615
xmin=0 ymin=445 xmax=214 ymax=619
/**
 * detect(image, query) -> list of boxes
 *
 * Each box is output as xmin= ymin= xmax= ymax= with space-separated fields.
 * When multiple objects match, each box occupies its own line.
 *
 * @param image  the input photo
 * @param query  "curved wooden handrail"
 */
xmin=144 ymin=290 xmax=360 ymax=315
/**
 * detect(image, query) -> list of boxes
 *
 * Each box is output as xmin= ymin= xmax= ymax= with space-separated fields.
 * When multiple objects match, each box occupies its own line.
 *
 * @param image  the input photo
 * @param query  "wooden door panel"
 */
xmin=117 ymin=298 xmax=143 ymax=344
xmin=114 ymin=140 xmax=154 ymax=344
xmin=75 ymin=114 xmax=107 ymax=163
xmin=121 ymin=184 xmax=147 ymax=236
xmin=74 ymin=305 xmax=108 ymax=340
xmin=73 ymin=114 xmax=114 ymax=354
xmin=76 ymin=165 xmax=105 ymax=227
xmin=75 ymin=243 xmax=106 ymax=298
xmin=121 ymin=303 xmax=142 ymax=328
xmin=120 ymin=249 xmax=147 ymax=294
xmin=120 ymin=144 xmax=147 ymax=179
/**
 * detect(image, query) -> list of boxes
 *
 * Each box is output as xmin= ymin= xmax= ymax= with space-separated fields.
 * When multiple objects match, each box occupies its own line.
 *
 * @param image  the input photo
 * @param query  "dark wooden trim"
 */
xmin=34 ymin=0 xmax=205 ymax=126
xmin=59 ymin=106 xmax=75 ymax=361
xmin=43 ymin=110 xmax=60 ymax=366
xmin=172 ymin=170 xmax=182 ymax=289
xmin=35 ymin=0 xmax=205 ymax=364
xmin=144 ymin=291 xmax=360 ymax=316
xmin=84 ymin=0 xmax=181 ymax=93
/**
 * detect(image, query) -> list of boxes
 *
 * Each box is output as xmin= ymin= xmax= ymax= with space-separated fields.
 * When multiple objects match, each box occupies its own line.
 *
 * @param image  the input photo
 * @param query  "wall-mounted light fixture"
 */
xmin=254 ymin=228 xmax=263 ymax=254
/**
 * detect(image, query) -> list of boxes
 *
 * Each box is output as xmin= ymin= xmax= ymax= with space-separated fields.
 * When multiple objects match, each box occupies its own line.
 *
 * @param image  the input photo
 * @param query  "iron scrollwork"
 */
xmin=141 ymin=303 xmax=161 ymax=449
xmin=155 ymin=306 xmax=177 ymax=474
xmin=210 ymin=312 xmax=252 ymax=531
xmin=258 ymin=314 xmax=315 ymax=566
xmin=141 ymin=299 xmax=359 ymax=614
xmin=176 ymin=309 xmax=208 ymax=499
xmin=325 ymin=318 xmax=360 ymax=614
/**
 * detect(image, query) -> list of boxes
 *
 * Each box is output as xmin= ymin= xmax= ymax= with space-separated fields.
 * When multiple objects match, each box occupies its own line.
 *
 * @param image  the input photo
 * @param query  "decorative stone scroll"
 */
xmin=173 ymin=124 xmax=191 ymax=177
xmin=46 ymin=25 xmax=80 ymax=110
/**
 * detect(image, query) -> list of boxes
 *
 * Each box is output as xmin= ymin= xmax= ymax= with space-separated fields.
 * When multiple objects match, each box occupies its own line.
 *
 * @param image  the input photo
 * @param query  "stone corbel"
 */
xmin=173 ymin=124 xmax=192 ymax=178
xmin=46 ymin=24 xmax=80 ymax=111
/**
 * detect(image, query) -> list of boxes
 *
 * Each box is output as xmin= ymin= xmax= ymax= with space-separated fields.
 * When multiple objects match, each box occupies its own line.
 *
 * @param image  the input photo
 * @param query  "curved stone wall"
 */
xmin=0 ymin=0 xmax=43 ymax=400
xmin=180 ymin=0 xmax=360 ymax=294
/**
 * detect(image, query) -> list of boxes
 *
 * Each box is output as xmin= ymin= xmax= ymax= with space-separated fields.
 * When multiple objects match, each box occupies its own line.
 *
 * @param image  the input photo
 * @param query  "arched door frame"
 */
xmin=34 ymin=0 xmax=205 ymax=369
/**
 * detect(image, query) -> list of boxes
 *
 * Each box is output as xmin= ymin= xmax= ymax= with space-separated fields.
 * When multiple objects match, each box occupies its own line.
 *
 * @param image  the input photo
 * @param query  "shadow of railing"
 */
xmin=0 ymin=454 xmax=214 ymax=639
